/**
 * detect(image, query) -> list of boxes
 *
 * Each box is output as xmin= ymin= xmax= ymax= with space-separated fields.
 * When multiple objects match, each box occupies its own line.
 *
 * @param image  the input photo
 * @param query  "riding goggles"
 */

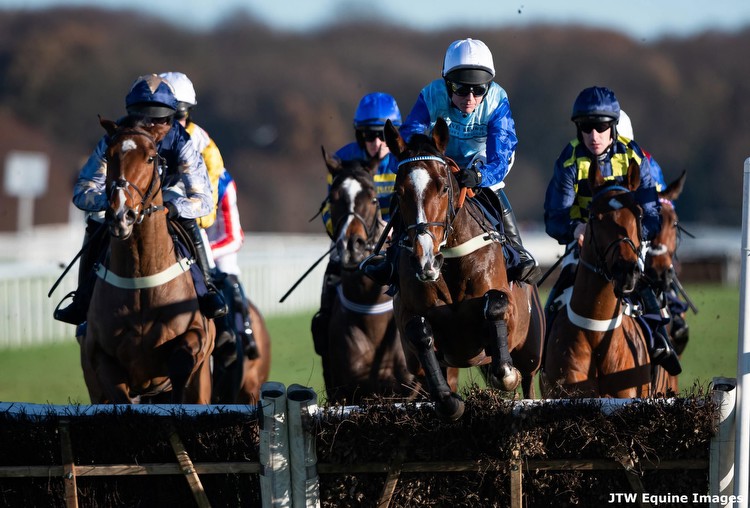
xmin=361 ymin=130 xmax=385 ymax=142
xmin=448 ymin=81 xmax=488 ymax=97
xmin=577 ymin=121 xmax=614 ymax=134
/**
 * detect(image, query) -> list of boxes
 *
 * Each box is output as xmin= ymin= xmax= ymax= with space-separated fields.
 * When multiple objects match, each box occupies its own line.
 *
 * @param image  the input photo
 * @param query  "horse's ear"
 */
xmin=321 ymin=146 xmax=341 ymax=175
xmin=384 ymin=119 xmax=406 ymax=158
xmin=99 ymin=115 xmax=118 ymax=137
xmin=627 ymin=158 xmax=641 ymax=192
xmin=588 ymin=157 xmax=605 ymax=190
xmin=660 ymin=169 xmax=686 ymax=201
xmin=149 ymin=122 xmax=172 ymax=144
xmin=432 ymin=117 xmax=449 ymax=154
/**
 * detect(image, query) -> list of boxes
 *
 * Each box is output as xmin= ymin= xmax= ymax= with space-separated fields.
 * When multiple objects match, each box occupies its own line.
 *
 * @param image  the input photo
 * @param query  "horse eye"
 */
xmin=147 ymin=156 xmax=155 ymax=163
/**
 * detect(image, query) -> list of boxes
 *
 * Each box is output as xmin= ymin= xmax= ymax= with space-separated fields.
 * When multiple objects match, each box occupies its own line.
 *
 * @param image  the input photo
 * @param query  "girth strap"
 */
xmin=95 ymin=257 xmax=194 ymax=289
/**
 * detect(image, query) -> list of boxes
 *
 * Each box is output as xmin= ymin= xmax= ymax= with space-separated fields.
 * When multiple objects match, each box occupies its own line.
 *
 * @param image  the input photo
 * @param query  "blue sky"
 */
xmin=3 ymin=0 xmax=750 ymax=40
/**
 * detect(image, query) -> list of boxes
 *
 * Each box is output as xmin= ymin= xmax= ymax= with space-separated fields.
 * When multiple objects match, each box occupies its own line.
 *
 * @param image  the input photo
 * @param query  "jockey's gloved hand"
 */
xmin=458 ymin=165 xmax=482 ymax=189
xmin=164 ymin=202 xmax=179 ymax=219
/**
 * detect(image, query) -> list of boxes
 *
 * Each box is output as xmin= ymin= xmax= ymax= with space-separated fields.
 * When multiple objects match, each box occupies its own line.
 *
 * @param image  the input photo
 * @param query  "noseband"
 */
xmin=579 ymin=185 xmax=643 ymax=282
xmin=396 ymin=155 xmax=458 ymax=251
xmin=331 ymin=172 xmax=383 ymax=255
xmin=106 ymin=129 xmax=167 ymax=224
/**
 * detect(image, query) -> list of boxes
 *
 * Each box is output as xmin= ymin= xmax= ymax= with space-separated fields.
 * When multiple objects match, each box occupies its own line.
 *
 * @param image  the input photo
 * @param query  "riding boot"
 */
xmin=496 ymin=189 xmax=542 ymax=285
xmin=670 ymin=312 xmax=689 ymax=357
xmin=54 ymin=219 xmax=107 ymax=325
xmin=228 ymin=274 xmax=258 ymax=360
xmin=311 ymin=260 xmax=340 ymax=356
xmin=180 ymin=219 xmax=228 ymax=319
xmin=362 ymin=243 xmax=397 ymax=286
xmin=362 ymin=206 xmax=401 ymax=287
xmin=639 ymin=285 xmax=682 ymax=375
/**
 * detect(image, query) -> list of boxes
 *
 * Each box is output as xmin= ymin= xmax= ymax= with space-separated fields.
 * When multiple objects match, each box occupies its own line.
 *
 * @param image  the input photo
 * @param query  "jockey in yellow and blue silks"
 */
xmin=543 ymin=85 xmax=681 ymax=376
xmin=54 ymin=74 xmax=227 ymax=327
xmin=362 ymin=38 xmax=541 ymax=287
xmin=311 ymin=92 xmax=403 ymax=355
xmin=320 ymin=92 xmax=401 ymax=236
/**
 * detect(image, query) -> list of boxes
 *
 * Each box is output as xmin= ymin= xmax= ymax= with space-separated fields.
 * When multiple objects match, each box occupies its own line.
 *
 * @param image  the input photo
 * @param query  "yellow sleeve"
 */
xmin=187 ymin=122 xmax=222 ymax=229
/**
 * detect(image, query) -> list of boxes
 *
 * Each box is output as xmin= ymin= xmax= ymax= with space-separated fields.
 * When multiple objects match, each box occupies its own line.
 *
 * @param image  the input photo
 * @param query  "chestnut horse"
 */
xmin=383 ymin=118 xmax=544 ymax=420
xmin=321 ymin=149 xmax=415 ymax=403
xmin=541 ymin=159 xmax=651 ymax=398
xmin=212 ymin=286 xmax=272 ymax=405
xmin=645 ymin=170 xmax=688 ymax=395
xmin=80 ymin=118 xmax=214 ymax=404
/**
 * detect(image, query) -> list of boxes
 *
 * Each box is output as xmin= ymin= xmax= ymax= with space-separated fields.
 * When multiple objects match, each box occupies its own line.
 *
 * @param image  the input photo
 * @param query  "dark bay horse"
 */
xmin=541 ymin=159 xmax=651 ymax=398
xmin=383 ymin=118 xmax=544 ymax=420
xmin=321 ymin=148 xmax=415 ymax=403
xmin=646 ymin=170 xmax=688 ymax=395
xmin=212 ymin=290 xmax=272 ymax=405
xmin=80 ymin=118 xmax=214 ymax=404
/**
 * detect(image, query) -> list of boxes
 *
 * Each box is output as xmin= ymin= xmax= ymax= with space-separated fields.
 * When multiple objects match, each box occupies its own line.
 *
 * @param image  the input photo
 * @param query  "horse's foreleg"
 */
xmin=483 ymin=289 xmax=521 ymax=392
xmin=405 ymin=316 xmax=464 ymax=421
xmin=169 ymin=328 xmax=211 ymax=404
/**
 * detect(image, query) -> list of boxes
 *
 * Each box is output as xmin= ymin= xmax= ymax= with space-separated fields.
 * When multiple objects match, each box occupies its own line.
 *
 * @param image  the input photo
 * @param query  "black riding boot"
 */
xmin=362 ymin=206 xmax=401 ymax=287
xmin=54 ymin=219 xmax=107 ymax=325
xmin=496 ymin=189 xmax=542 ymax=285
xmin=639 ymin=285 xmax=682 ymax=375
xmin=180 ymin=219 xmax=228 ymax=319
xmin=311 ymin=260 xmax=340 ymax=356
xmin=228 ymin=274 xmax=258 ymax=360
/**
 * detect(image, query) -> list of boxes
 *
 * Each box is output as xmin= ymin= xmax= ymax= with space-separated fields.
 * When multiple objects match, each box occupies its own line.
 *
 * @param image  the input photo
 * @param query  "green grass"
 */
xmin=0 ymin=283 xmax=740 ymax=404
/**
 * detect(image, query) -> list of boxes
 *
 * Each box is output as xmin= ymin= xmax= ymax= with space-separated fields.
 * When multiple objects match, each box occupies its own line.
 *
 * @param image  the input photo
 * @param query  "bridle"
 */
xmin=396 ymin=154 xmax=458 ymax=252
xmin=106 ymin=128 xmax=167 ymax=225
xmin=578 ymin=185 xmax=643 ymax=282
xmin=330 ymin=170 xmax=383 ymax=259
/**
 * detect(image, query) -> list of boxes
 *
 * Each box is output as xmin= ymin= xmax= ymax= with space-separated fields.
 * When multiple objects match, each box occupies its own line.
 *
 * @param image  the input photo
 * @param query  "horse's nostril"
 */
xmin=125 ymin=210 xmax=137 ymax=225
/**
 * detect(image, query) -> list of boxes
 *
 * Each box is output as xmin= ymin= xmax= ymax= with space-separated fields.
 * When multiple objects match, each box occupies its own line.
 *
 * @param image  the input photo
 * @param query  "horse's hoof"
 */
xmin=501 ymin=368 xmax=522 ymax=392
xmin=435 ymin=393 xmax=465 ymax=421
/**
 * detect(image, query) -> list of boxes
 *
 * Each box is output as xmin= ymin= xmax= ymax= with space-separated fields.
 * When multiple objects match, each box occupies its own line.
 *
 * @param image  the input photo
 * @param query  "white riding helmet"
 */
xmin=442 ymin=38 xmax=495 ymax=85
xmin=159 ymin=71 xmax=197 ymax=115
xmin=618 ymin=109 xmax=634 ymax=139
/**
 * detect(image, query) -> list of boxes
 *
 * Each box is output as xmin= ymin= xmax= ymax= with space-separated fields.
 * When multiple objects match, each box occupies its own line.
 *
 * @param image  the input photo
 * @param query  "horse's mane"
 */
xmin=404 ymin=133 xmax=443 ymax=158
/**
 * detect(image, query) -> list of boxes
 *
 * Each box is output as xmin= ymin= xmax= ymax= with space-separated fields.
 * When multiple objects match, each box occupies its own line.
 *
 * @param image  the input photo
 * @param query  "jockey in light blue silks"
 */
xmin=362 ymin=38 xmax=541 ymax=287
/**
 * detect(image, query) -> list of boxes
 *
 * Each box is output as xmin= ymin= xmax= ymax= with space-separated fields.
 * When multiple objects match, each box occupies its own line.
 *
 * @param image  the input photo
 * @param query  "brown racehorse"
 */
xmin=212 ymin=282 xmax=272 ymax=405
xmin=320 ymin=148 xmax=416 ymax=403
xmin=80 ymin=117 xmax=214 ymax=404
xmin=383 ymin=118 xmax=544 ymax=421
xmin=541 ymin=158 xmax=651 ymax=398
xmin=646 ymin=170 xmax=687 ymax=395
xmin=239 ymin=301 xmax=272 ymax=403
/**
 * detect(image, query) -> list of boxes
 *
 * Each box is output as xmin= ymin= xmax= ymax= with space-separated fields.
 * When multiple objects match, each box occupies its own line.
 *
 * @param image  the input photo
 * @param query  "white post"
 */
xmin=260 ymin=382 xmax=291 ymax=508
xmin=287 ymin=384 xmax=320 ymax=508
xmin=711 ymin=378 xmax=737 ymax=507
xmin=733 ymin=158 xmax=750 ymax=508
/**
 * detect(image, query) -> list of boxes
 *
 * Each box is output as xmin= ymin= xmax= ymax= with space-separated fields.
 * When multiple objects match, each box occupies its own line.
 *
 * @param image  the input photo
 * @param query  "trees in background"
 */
xmin=0 ymin=8 xmax=746 ymax=232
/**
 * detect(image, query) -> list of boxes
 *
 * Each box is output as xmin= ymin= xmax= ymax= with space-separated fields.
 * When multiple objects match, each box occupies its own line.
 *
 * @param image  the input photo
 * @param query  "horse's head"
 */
xmin=646 ymin=171 xmax=686 ymax=291
xmin=101 ymin=116 xmax=170 ymax=240
xmin=584 ymin=158 xmax=644 ymax=297
xmin=323 ymin=147 xmax=382 ymax=269
xmin=385 ymin=118 xmax=455 ymax=282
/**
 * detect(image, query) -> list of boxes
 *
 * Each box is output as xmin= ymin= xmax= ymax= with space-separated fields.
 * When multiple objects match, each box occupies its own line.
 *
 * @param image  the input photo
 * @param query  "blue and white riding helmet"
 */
xmin=125 ymin=74 xmax=178 ymax=118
